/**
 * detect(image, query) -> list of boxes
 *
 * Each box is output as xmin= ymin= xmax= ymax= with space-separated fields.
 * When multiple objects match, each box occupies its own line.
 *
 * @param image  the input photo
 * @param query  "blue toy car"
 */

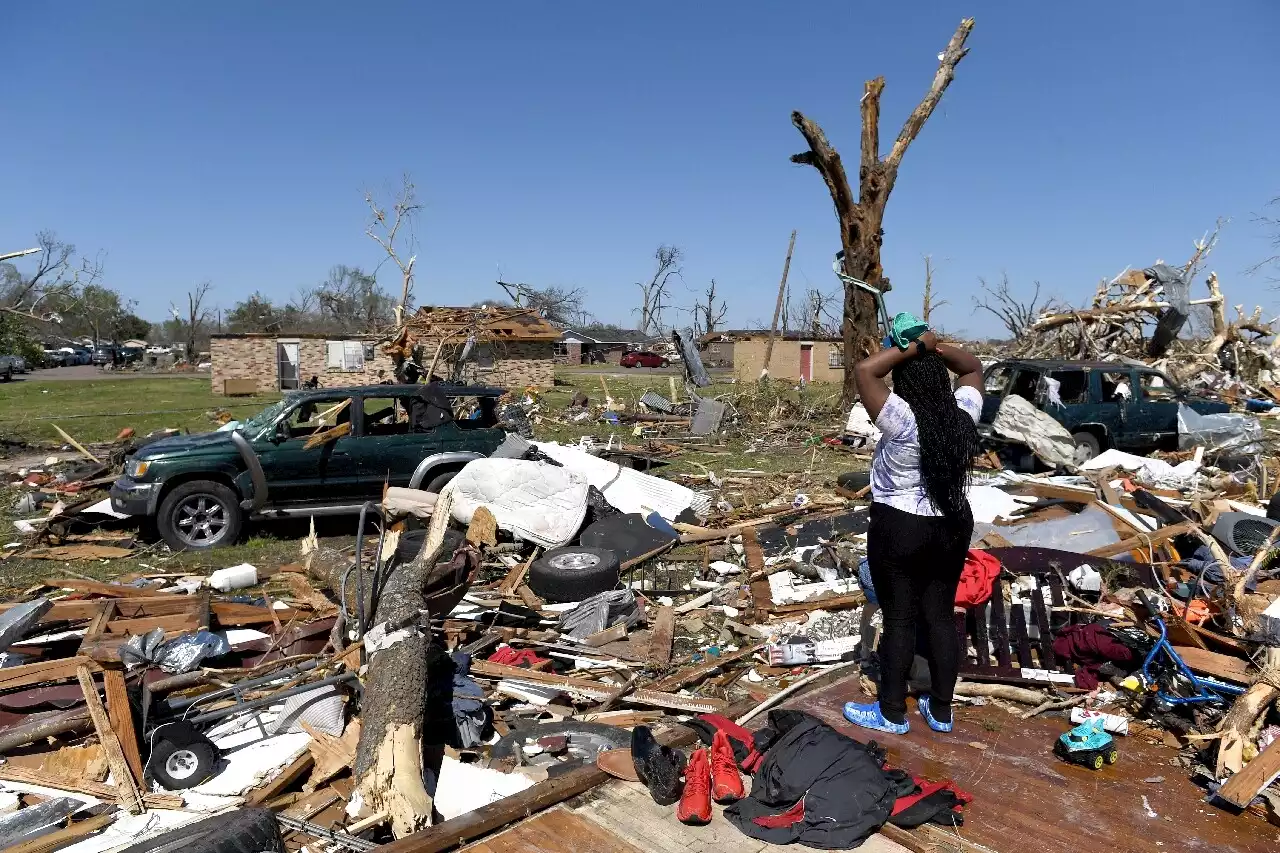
xmin=1054 ymin=718 xmax=1119 ymax=770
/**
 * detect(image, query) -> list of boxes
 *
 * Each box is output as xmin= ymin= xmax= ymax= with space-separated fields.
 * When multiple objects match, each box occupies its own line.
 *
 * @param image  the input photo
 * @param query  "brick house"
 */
xmin=555 ymin=328 xmax=655 ymax=365
xmin=210 ymin=306 xmax=560 ymax=395
xmin=701 ymin=331 xmax=845 ymax=384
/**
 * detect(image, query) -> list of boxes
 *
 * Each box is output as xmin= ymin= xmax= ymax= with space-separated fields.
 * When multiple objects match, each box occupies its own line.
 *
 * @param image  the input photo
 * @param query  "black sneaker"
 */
xmin=632 ymin=725 xmax=686 ymax=805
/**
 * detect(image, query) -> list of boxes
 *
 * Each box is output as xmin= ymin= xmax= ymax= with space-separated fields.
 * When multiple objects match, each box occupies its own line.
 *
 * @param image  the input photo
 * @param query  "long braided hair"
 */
xmin=891 ymin=352 xmax=980 ymax=522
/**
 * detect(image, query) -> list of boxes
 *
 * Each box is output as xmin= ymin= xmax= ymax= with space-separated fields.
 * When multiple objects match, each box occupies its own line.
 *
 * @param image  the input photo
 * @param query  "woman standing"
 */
xmin=843 ymin=331 xmax=984 ymax=735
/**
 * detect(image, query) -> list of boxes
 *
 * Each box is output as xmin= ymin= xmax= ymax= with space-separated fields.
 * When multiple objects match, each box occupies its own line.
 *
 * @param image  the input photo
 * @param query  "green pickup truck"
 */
xmin=111 ymin=383 xmax=507 ymax=550
xmin=979 ymin=359 xmax=1230 ymax=463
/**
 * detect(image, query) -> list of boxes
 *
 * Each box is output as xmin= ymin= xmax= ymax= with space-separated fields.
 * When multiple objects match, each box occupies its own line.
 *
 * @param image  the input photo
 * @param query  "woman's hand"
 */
xmin=918 ymin=330 xmax=939 ymax=353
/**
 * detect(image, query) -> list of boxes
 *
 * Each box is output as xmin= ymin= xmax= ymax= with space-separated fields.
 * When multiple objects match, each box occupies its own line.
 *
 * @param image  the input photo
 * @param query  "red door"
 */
xmin=799 ymin=344 xmax=813 ymax=382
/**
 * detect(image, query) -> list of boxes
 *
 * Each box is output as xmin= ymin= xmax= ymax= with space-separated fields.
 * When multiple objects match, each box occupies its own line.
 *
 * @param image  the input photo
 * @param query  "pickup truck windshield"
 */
xmin=241 ymin=399 xmax=291 ymax=436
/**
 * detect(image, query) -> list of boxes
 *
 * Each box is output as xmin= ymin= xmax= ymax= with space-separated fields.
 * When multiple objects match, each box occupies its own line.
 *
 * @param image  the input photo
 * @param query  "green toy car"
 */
xmin=1054 ymin=718 xmax=1119 ymax=770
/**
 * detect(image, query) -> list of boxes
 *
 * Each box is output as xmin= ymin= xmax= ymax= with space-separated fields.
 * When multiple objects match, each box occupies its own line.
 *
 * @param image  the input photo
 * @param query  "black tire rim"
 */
xmin=1073 ymin=441 xmax=1097 ymax=465
xmin=164 ymin=748 xmax=202 ymax=781
xmin=174 ymin=495 xmax=230 ymax=547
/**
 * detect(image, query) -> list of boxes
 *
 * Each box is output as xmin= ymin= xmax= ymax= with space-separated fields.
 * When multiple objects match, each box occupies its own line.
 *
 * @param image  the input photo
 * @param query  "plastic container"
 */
xmin=208 ymin=563 xmax=259 ymax=592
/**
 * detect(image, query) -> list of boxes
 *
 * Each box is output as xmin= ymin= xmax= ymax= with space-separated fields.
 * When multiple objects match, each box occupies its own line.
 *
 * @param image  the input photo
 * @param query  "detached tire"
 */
xmin=157 ymin=480 xmax=242 ymax=551
xmin=150 ymin=735 xmax=219 ymax=790
xmin=1071 ymin=431 xmax=1102 ymax=465
xmin=117 ymin=807 xmax=283 ymax=853
xmin=528 ymin=546 xmax=621 ymax=603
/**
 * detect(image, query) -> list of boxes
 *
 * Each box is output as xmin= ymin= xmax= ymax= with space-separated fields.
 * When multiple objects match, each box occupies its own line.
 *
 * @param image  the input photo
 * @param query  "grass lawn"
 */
xmin=0 ymin=370 xmax=862 ymax=590
xmin=0 ymin=377 xmax=279 ymax=446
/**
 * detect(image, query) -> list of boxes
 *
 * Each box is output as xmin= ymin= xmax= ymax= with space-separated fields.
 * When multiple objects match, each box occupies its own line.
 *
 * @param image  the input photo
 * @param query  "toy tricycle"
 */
xmin=1054 ymin=718 xmax=1119 ymax=770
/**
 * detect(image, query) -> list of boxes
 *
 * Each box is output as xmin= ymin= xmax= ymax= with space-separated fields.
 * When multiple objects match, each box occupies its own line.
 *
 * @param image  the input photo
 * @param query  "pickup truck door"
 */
xmin=1093 ymin=368 xmax=1145 ymax=450
xmin=252 ymin=396 xmax=363 ymax=504
xmin=1130 ymin=370 xmax=1181 ymax=449
xmin=354 ymin=396 xmax=506 ymax=491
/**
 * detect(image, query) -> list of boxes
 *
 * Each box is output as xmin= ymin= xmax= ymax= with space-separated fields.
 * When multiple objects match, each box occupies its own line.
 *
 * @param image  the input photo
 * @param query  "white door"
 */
xmin=277 ymin=342 xmax=300 ymax=390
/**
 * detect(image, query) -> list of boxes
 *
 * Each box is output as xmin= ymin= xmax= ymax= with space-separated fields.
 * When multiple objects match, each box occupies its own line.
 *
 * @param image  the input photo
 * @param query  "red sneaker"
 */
xmin=710 ymin=729 xmax=745 ymax=803
xmin=677 ymin=747 xmax=712 ymax=825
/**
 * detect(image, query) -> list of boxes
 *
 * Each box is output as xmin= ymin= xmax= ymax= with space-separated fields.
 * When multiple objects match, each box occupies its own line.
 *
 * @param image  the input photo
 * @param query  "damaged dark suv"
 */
xmin=111 ymin=383 xmax=507 ymax=550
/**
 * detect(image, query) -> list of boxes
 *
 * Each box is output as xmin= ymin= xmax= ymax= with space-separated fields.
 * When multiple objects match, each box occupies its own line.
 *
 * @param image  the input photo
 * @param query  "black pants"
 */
xmin=868 ymin=502 xmax=972 ymax=723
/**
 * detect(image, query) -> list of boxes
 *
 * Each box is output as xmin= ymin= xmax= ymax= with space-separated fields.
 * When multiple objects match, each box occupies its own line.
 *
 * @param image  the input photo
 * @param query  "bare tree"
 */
xmin=972 ymin=274 xmax=1054 ymax=340
xmin=635 ymin=244 xmax=682 ymax=335
xmin=316 ymin=265 xmax=395 ymax=334
xmin=495 ymin=280 xmax=588 ymax=326
xmin=692 ymin=278 xmax=728 ymax=337
xmin=365 ymin=174 xmax=422 ymax=324
xmin=172 ymin=281 xmax=213 ymax=358
xmin=921 ymin=255 xmax=948 ymax=325
xmin=1249 ymin=198 xmax=1280 ymax=280
xmin=790 ymin=19 xmax=974 ymax=403
xmin=1 ymin=231 xmax=104 ymax=322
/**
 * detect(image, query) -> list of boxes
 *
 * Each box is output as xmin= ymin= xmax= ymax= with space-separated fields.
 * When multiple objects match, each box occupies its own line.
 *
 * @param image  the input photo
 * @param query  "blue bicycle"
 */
xmin=1140 ymin=617 xmax=1245 ymax=708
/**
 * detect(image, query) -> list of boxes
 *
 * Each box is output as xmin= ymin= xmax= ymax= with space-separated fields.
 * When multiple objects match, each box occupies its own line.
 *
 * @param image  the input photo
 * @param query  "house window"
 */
xmin=553 ymin=342 xmax=569 ymax=357
xmin=475 ymin=344 xmax=495 ymax=370
xmin=326 ymin=340 xmax=365 ymax=372
xmin=827 ymin=345 xmax=845 ymax=368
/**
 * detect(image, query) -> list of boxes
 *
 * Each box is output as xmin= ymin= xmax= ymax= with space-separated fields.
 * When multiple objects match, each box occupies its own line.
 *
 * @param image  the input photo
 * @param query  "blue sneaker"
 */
xmin=917 ymin=695 xmax=953 ymax=733
xmin=842 ymin=701 xmax=909 ymax=735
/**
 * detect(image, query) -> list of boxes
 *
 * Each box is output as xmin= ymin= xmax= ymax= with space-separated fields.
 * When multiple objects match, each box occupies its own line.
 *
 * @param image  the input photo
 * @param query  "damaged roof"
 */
xmin=405 ymin=306 xmax=562 ymax=342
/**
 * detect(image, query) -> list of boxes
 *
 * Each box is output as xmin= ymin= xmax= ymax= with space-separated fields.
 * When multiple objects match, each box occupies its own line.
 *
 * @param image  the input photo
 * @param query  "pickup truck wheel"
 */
xmin=158 ymin=481 xmax=242 ymax=551
xmin=423 ymin=470 xmax=458 ymax=495
xmin=1071 ymin=431 xmax=1102 ymax=465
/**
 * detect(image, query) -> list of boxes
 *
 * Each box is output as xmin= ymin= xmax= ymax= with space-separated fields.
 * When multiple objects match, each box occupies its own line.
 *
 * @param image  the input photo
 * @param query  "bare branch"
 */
xmin=635 ymin=244 xmax=682 ymax=335
xmin=973 ymin=274 xmax=1056 ymax=339
xmin=365 ymin=174 xmax=422 ymax=323
xmin=884 ymin=18 xmax=976 ymax=174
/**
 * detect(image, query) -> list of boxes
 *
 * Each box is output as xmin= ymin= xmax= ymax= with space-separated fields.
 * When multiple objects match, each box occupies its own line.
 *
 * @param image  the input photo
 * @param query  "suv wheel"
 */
xmin=528 ymin=546 xmax=621 ymax=602
xmin=157 ymin=480 xmax=243 ymax=550
xmin=1071 ymin=431 xmax=1102 ymax=465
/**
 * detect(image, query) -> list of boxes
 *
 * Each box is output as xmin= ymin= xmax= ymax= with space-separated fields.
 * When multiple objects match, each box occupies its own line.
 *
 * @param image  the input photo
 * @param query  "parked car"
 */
xmin=980 ymin=359 xmax=1231 ymax=463
xmin=0 ymin=355 xmax=15 ymax=381
xmin=91 ymin=346 xmax=115 ymax=365
xmin=111 ymin=382 xmax=509 ymax=550
xmin=620 ymin=351 xmax=670 ymax=369
xmin=11 ymin=355 xmax=27 ymax=373
xmin=42 ymin=348 xmax=69 ymax=367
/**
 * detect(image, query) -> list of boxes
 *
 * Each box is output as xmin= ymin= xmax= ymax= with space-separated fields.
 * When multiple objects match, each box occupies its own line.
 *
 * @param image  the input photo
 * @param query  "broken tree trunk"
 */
xmin=790 ymin=17 xmax=974 ymax=404
xmin=351 ymin=538 xmax=449 ymax=839
xmin=1215 ymin=646 xmax=1280 ymax=778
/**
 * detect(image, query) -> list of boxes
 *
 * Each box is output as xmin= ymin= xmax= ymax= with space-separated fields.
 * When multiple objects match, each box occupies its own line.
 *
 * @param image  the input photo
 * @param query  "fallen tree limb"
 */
xmin=1215 ymin=647 xmax=1280 ymax=778
xmin=954 ymin=681 xmax=1047 ymax=705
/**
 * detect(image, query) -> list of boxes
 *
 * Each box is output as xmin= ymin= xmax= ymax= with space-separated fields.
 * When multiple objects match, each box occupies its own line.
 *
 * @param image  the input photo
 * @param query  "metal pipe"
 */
xmin=160 ymin=660 xmax=320 ymax=716
xmin=180 ymin=672 xmax=358 ymax=727
xmin=276 ymin=815 xmax=377 ymax=852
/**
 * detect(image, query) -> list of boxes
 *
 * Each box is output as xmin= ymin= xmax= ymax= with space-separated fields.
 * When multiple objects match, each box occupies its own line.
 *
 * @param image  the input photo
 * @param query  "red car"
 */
xmin=620 ymin=351 xmax=669 ymax=368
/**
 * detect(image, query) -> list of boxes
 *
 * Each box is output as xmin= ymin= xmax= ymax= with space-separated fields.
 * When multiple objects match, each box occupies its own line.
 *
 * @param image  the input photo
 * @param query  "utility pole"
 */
xmin=762 ymin=230 xmax=797 ymax=379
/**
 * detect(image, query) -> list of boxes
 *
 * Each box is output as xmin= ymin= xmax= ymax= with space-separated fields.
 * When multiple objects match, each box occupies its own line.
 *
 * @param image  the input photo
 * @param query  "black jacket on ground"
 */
xmin=724 ymin=710 xmax=897 ymax=849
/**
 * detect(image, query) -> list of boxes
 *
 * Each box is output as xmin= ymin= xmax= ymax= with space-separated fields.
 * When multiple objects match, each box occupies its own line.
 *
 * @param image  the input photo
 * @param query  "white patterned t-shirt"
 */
xmin=869 ymin=386 xmax=982 ymax=516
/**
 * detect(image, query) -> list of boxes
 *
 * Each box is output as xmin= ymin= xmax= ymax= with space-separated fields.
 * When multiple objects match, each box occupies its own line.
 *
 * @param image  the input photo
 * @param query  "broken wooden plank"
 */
xmin=770 ymin=592 xmax=866 ymax=616
xmin=742 ymin=528 xmax=772 ymax=619
xmin=377 ymin=700 xmax=753 ymax=853
xmin=1088 ymin=521 xmax=1195 ymax=558
xmin=497 ymin=550 xmax=538 ymax=597
xmin=0 ymin=764 xmax=182 ymax=809
xmin=651 ymin=642 xmax=763 ymax=692
xmin=1216 ymin=737 xmax=1280 ymax=808
xmin=1172 ymin=646 xmax=1253 ymax=685
xmin=103 ymin=669 xmax=145 ymax=784
xmin=303 ymin=720 xmax=360 ymax=792
xmin=104 ymin=612 xmax=200 ymax=634
xmin=44 ymin=579 xmax=160 ymax=597
xmin=5 ymin=812 xmax=114 ymax=853
xmin=647 ymin=606 xmax=674 ymax=666
xmin=76 ymin=665 xmax=144 ymax=814
xmin=0 ymin=657 xmax=101 ymax=691
xmin=470 ymin=660 xmax=726 ymax=713
xmin=245 ymin=751 xmax=316 ymax=806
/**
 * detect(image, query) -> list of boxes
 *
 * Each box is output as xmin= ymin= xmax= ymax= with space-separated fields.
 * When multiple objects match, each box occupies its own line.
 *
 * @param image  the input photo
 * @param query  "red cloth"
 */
xmin=955 ymin=549 xmax=1002 ymax=607
xmin=487 ymin=647 xmax=548 ymax=668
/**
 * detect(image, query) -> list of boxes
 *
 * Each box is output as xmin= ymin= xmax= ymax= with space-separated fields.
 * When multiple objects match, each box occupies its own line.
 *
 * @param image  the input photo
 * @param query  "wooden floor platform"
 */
xmin=781 ymin=678 xmax=1279 ymax=853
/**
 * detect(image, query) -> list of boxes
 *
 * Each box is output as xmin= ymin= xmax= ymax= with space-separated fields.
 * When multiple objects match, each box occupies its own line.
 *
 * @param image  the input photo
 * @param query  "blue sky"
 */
xmin=5 ymin=1 xmax=1279 ymax=337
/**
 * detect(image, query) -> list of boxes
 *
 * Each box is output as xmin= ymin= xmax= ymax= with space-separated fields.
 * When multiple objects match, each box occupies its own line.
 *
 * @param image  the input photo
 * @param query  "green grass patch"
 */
xmin=0 ymin=378 xmax=279 ymax=446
